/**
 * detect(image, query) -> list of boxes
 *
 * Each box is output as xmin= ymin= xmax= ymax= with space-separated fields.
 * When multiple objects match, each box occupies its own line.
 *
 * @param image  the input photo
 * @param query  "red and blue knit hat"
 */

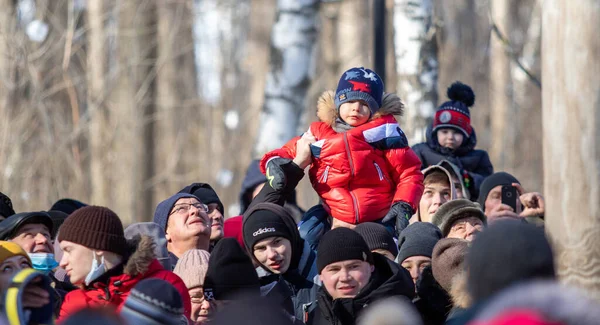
xmin=433 ymin=82 xmax=475 ymax=137
xmin=335 ymin=67 xmax=384 ymax=114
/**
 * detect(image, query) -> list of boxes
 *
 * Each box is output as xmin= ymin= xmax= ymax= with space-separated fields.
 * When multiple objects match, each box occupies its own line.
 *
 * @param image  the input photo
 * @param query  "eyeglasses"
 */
xmin=169 ymin=203 xmax=209 ymax=216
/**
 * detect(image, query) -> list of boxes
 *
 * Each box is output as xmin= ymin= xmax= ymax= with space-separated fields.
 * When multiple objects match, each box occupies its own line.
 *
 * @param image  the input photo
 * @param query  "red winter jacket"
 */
xmin=58 ymin=236 xmax=191 ymax=322
xmin=261 ymin=91 xmax=424 ymax=224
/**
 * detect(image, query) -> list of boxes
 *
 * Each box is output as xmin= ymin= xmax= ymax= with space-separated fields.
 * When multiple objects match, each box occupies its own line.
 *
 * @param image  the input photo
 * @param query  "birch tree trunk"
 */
xmin=108 ymin=1 xmax=157 ymax=223
xmin=393 ymin=0 xmax=437 ymax=145
xmin=253 ymin=0 xmax=319 ymax=156
xmin=87 ymin=0 xmax=111 ymax=206
xmin=543 ymin=0 xmax=600 ymax=302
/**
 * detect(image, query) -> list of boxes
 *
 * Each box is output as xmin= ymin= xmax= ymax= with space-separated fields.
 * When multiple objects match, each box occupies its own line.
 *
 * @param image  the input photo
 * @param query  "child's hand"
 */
xmin=293 ymin=129 xmax=316 ymax=169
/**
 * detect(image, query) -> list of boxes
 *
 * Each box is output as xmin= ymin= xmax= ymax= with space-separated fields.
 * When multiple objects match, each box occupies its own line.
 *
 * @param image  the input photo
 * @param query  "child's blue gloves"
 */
xmin=266 ymin=157 xmax=292 ymax=191
xmin=382 ymin=201 xmax=415 ymax=237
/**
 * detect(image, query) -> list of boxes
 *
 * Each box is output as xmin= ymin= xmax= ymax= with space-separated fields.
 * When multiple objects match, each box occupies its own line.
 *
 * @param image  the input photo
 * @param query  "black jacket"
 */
xmin=412 ymin=125 xmax=493 ymax=199
xmin=309 ymin=254 xmax=415 ymax=325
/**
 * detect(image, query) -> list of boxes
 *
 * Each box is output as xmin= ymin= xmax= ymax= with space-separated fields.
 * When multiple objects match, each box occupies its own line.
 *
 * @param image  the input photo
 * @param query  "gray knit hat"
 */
xmin=431 ymin=199 xmax=486 ymax=237
xmin=397 ymin=222 xmax=442 ymax=263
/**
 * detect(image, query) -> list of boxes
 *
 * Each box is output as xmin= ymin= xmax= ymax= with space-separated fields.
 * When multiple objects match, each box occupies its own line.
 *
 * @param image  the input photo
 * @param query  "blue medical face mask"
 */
xmin=28 ymin=253 xmax=58 ymax=275
xmin=85 ymin=251 xmax=106 ymax=285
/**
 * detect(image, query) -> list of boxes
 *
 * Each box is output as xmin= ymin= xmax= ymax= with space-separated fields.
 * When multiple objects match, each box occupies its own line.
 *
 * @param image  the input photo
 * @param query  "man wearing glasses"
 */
xmin=153 ymin=193 xmax=212 ymax=268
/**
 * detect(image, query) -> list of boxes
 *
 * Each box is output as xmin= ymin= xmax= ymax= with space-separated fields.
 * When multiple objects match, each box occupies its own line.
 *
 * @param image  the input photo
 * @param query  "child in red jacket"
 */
xmin=261 ymin=67 xmax=424 ymax=236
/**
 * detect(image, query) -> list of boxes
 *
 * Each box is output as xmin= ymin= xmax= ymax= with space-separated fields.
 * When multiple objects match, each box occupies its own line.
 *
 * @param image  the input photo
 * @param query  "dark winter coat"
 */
xmin=412 ymin=124 xmax=493 ymax=199
xmin=414 ymin=266 xmax=452 ymax=325
xmin=309 ymin=254 xmax=415 ymax=325
xmin=57 ymin=236 xmax=191 ymax=321
xmin=260 ymin=243 xmax=320 ymax=324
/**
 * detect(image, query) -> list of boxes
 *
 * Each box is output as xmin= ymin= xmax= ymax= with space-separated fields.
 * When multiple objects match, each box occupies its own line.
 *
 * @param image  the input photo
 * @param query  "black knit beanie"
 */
xmin=317 ymin=228 xmax=373 ymax=274
xmin=355 ymin=222 xmax=398 ymax=258
xmin=179 ymin=183 xmax=224 ymax=214
xmin=58 ymin=206 xmax=127 ymax=256
xmin=397 ymin=222 xmax=443 ymax=263
xmin=478 ymin=172 xmax=521 ymax=208
xmin=242 ymin=202 xmax=303 ymax=271
xmin=204 ymin=238 xmax=260 ymax=301
xmin=120 ymin=278 xmax=185 ymax=325
xmin=467 ymin=219 xmax=555 ymax=302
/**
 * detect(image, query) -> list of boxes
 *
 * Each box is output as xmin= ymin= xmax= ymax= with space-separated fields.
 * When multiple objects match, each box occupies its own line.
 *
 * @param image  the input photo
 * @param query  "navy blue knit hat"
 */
xmin=335 ymin=67 xmax=384 ymax=114
xmin=153 ymin=193 xmax=200 ymax=231
xmin=397 ymin=222 xmax=443 ymax=263
xmin=121 ymin=278 xmax=186 ymax=325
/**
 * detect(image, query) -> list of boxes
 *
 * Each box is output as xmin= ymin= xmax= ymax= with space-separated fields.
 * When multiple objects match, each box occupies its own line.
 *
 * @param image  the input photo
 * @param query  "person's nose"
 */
xmin=410 ymin=267 xmax=419 ymax=282
xmin=34 ymin=233 xmax=48 ymax=245
xmin=266 ymin=246 xmax=279 ymax=260
xmin=465 ymin=223 xmax=480 ymax=239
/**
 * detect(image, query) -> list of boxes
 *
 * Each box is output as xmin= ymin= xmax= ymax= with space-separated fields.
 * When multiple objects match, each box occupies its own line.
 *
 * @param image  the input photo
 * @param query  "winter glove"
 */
xmin=265 ymin=157 xmax=292 ymax=191
xmin=382 ymin=201 xmax=414 ymax=237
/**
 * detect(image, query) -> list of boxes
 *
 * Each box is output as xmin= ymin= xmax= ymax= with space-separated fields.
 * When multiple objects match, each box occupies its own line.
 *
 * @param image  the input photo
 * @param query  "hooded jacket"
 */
xmin=57 ymin=236 xmax=191 ymax=321
xmin=309 ymin=254 xmax=415 ymax=325
xmin=243 ymin=202 xmax=320 ymax=323
xmin=412 ymin=124 xmax=493 ymax=199
xmin=260 ymin=91 xmax=423 ymax=224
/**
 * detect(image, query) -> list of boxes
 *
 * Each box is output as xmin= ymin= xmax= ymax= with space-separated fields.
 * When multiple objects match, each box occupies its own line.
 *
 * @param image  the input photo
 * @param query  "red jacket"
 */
xmin=261 ymin=91 xmax=424 ymax=224
xmin=58 ymin=236 xmax=191 ymax=321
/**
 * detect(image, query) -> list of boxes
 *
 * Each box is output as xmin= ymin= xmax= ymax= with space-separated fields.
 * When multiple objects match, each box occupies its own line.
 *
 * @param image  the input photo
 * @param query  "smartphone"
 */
xmin=501 ymin=185 xmax=519 ymax=212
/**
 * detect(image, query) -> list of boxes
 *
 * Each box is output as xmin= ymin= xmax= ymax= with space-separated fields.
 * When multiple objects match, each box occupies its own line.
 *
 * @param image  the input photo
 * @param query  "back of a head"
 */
xmin=125 ymin=222 xmax=171 ymax=270
xmin=358 ymin=296 xmax=423 ymax=325
xmin=50 ymin=198 xmax=88 ymax=216
xmin=0 ymin=192 xmax=15 ymax=219
xmin=474 ymin=280 xmax=600 ymax=325
xmin=121 ymin=278 xmax=186 ymax=325
xmin=204 ymin=238 xmax=260 ymax=301
xmin=173 ymin=249 xmax=210 ymax=289
xmin=2 ymin=269 xmax=54 ymax=325
xmin=355 ymin=222 xmax=398 ymax=258
xmin=467 ymin=220 xmax=555 ymax=302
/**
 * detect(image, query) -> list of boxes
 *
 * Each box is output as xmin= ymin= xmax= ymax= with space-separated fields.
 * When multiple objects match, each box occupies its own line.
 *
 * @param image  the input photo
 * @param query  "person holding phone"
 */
xmin=478 ymin=172 xmax=545 ymax=224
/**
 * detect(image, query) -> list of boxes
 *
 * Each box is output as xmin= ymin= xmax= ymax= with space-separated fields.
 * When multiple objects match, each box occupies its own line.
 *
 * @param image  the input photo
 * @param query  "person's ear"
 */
xmin=370 ymin=264 xmax=375 ymax=273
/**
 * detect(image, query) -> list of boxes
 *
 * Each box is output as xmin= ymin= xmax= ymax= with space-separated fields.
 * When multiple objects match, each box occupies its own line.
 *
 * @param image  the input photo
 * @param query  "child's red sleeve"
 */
xmin=259 ymin=136 xmax=301 ymax=175
xmin=383 ymin=147 xmax=425 ymax=211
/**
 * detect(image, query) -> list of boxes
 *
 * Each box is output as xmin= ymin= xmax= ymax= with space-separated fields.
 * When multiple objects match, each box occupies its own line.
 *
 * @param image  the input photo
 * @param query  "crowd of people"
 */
xmin=0 ymin=67 xmax=596 ymax=325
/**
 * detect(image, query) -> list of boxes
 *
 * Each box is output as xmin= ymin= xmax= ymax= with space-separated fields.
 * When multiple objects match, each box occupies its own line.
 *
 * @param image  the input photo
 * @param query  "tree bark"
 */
xmin=488 ymin=0 xmax=543 ymax=190
xmin=108 ymin=0 xmax=157 ymax=223
xmin=436 ymin=0 xmax=491 ymax=149
xmin=87 ymin=0 xmax=111 ymax=207
xmin=543 ymin=0 xmax=600 ymax=302
xmin=253 ymin=0 xmax=319 ymax=156
xmin=154 ymin=0 xmax=198 ymax=202
xmin=393 ymin=0 xmax=437 ymax=144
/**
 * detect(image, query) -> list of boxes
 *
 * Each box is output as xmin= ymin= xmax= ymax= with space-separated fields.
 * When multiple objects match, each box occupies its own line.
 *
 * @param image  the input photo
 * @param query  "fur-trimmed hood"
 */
xmin=450 ymin=271 xmax=472 ymax=309
xmin=122 ymin=235 xmax=157 ymax=276
xmin=316 ymin=90 xmax=404 ymax=127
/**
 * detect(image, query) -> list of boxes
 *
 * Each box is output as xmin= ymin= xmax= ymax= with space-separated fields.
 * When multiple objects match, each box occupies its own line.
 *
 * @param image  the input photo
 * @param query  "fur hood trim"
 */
xmin=450 ymin=271 xmax=471 ymax=309
xmin=123 ymin=235 xmax=156 ymax=276
xmin=316 ymin=90 xmax=404 ymax=127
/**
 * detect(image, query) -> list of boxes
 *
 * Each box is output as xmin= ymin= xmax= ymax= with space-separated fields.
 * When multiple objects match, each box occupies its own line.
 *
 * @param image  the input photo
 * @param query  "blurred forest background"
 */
xmin=0 ymin=0 xmax=543 ymax=224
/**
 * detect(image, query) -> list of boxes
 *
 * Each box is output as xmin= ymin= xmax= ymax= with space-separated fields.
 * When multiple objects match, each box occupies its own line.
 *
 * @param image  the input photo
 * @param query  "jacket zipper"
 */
xmin=343 ymin=133 xmax=359 ymax=223
xmin=374 ymin=162 xmax=384 ymax=181
xmin=303 ymin=302 xmax=313 ymax=323
xmin=320 ymin=166 xmax=330 ymax=183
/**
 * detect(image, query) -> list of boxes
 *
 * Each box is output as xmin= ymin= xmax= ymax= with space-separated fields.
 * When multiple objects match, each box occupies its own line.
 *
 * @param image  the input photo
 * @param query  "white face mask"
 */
xmin=84 ymin=251 xmax=106 ymax=285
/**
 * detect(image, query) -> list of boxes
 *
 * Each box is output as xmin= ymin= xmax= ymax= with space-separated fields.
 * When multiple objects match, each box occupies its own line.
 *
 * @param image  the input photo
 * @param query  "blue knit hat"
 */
xmin=334 ymin=67 xmax=384 ymax=114
xmin=153 ymin=193 xmax=200 ymax=231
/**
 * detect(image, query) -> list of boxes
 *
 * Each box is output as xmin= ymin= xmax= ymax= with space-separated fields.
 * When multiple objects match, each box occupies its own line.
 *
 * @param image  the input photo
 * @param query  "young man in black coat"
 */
xmin=309 ymin=228 xmax=414 ymax=325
